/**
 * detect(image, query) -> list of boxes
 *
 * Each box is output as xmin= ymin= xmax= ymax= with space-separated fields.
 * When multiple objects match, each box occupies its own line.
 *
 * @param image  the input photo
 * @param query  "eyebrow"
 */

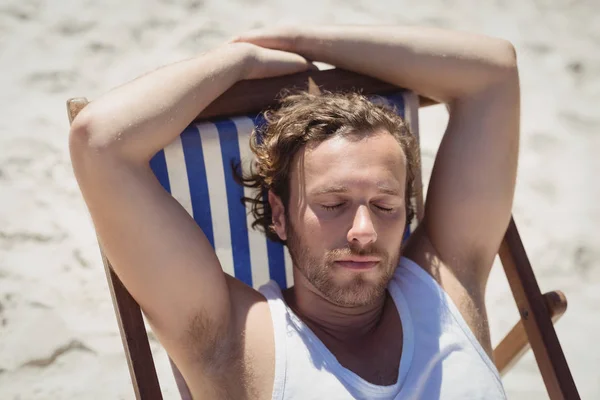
xmin=310 ymin=184 xmax=402 ymax=197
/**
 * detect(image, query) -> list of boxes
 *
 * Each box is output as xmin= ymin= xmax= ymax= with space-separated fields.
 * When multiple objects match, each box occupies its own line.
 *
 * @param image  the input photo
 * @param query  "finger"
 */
xmin=231 ymin=28 xmax=297 ymax=51
xmin=247 ymin=48 xmax=316 ymax=79
xmin=236 ymin=36 xmax=288 ymax=50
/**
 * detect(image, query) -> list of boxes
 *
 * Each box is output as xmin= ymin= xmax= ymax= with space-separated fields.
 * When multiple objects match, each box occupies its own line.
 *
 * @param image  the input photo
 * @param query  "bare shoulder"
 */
xmin=402 ymin=225 xmax=493 ymax=356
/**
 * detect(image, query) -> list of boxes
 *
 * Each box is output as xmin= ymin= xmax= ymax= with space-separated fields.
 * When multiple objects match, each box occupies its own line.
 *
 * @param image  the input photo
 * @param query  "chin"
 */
xmin=323 ymin=275 xmax=389 ymax=307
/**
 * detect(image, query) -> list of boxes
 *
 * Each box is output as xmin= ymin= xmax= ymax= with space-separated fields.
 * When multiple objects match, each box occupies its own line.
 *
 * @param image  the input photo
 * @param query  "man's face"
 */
xmin=275 ymin=130 xmax=408 ymax=307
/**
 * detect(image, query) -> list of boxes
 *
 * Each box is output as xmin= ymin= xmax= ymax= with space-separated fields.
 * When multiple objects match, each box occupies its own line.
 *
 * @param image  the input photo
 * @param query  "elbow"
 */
xmin=68 ymin=106 xmax=98 ymax=163
xmin=69 ymin=105 xmax=121 ymax=158
xmin=68 ymin=107 xmax=99 ymax=178
xmin=69 ymin=106 xmax=94 ymax=151
xmin=469 ymin=40 xmax=519 ymax=98
xmin=490 ymin=39 xmax=518 ymax=78
xmin=69 ymin=105 xmax=149 ymax=165
xmin=68 ymin=107 xmax=104 ymax=176
xmin=68 ymin=106 xmax=121 ymax=170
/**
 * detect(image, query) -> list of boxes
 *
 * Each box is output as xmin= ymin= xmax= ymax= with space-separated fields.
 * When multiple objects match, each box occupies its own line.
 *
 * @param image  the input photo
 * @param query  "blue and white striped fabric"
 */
xmin=149 ymin=90 xmax=420 ymax=290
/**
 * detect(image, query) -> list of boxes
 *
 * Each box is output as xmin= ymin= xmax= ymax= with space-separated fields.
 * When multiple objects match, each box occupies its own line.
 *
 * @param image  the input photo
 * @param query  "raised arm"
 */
xmin=69 ymin=42 xmax=313 ymax=379
xmin=234 ymin=25 xmax=519 ymax=294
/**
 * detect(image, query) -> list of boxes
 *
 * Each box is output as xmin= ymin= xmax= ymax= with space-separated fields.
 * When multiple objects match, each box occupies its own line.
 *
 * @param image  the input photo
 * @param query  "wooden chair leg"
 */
xmin=499 ymin=217 xmax=579 ymax=400
xmin=103 ymin=256 xmax=162 ymax=400
xmin=494 ymin=290 xmax=567 ymax=376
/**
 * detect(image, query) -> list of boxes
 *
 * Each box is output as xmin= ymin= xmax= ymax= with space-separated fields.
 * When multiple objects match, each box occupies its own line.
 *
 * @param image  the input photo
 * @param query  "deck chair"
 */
xmin=66 ymin=69 xmax=579 ymax=399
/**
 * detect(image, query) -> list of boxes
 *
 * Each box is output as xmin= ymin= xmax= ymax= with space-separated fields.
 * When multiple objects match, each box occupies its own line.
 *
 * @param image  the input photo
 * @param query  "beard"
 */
xmin=285 ymin=221 xmax=401 ymax=307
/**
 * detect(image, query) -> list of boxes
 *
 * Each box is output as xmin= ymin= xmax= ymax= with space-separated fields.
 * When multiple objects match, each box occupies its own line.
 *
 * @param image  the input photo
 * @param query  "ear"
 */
xmin=268 ymin=190 xmax=287 ymax=241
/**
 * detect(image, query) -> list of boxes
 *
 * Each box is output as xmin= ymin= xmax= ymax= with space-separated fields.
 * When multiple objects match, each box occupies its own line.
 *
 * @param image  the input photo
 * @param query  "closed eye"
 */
xmin=321 ymin=204 xmax=395 ymax=213
xmin=321 ymin=203 xmax=345 ymax=211
xmin=374 ymin=205 xmax=394 ymax=213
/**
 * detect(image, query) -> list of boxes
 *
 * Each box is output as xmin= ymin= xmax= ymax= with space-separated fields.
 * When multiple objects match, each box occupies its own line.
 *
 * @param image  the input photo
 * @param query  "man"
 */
xmin=69 ymin=25 xmax=519 ymax=399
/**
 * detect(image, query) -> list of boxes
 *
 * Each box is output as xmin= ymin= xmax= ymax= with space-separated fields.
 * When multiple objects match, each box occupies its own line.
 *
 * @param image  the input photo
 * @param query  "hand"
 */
xmin=230 ymin=41 xmax=316 ymax=80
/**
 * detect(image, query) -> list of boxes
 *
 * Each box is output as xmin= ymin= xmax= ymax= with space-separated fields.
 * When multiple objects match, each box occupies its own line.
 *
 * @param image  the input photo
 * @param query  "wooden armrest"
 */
xmin=198 ymin=69 xmax=438 ymax=120
xmin=493 ymin=290 xmax=568 ymax=376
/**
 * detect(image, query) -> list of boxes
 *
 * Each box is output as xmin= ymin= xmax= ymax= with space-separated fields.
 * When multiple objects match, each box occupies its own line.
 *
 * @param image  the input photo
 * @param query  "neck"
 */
xmin=282 ymin=275 xmax=389 ymax=344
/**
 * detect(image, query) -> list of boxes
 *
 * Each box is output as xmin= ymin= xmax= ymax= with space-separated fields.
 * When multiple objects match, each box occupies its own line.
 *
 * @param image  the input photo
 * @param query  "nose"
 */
xmin=347 ymin=205 xmax=377 ymax=247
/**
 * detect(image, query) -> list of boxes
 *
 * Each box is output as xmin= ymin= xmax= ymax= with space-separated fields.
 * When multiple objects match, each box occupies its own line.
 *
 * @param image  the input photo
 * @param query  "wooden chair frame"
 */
xmin=67 ymin=68 xmax=579 ymax=399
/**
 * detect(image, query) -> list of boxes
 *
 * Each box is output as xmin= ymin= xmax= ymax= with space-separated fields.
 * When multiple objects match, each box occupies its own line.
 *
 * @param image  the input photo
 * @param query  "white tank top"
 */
xmin=258 ymin=257 xmax=506 ymax=399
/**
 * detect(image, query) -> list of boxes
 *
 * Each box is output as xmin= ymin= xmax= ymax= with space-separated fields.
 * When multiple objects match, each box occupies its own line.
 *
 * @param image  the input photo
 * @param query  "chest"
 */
xmin=334 ymin=336 xmax=403 ymax=385
xmin=317 ymin=305 xmax=404 ymax=386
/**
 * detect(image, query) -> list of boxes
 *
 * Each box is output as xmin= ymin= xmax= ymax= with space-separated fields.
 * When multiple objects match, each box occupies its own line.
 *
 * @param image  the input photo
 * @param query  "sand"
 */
xmin=1 ymin=0 xmax=598 ymax=398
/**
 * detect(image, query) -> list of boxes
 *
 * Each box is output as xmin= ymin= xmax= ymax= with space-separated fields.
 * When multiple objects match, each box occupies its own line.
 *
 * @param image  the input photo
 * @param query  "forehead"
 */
xmin=294 ymin=131 xmax=407 ymax=193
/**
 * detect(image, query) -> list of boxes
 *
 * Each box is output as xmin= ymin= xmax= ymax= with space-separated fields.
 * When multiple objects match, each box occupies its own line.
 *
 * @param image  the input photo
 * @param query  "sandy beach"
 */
xmin=0 ymin=0 xmax=598 ymax=398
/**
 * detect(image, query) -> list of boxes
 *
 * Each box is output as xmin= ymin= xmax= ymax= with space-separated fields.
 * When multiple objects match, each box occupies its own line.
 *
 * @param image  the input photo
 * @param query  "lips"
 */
xmin=336 ymin=256 xmax=381 ymax=263
xmin=334 ymin=259 xmax=380 ymax=270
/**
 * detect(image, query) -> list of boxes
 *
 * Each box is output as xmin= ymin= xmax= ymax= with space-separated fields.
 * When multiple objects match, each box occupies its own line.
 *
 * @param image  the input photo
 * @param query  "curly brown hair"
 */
xmin=235 ymin=90 xmax=421 ymax=245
